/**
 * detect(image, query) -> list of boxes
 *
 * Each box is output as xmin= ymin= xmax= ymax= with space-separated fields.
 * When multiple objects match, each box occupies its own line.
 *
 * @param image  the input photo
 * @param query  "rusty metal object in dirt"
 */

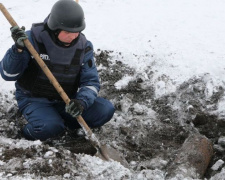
xmin=166 ymin=133 xmax=213 ymax=179
xmin=0 ymin=3 xmax=128 ymax=167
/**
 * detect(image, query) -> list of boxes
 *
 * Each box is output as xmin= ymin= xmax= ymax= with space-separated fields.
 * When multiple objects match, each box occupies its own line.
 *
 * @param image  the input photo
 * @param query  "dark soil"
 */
xmin=0 ymin=50 xmax=224 ymax=179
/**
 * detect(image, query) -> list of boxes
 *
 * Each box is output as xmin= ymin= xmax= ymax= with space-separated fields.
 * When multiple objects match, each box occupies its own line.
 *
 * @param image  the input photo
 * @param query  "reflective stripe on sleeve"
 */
xmin=78 ymin=86 xmax=98 ymax=95
xmin=86 ymin=86 xmax=98 ymax=94
xmin=3 ymin=69 xmax=20 ymax=77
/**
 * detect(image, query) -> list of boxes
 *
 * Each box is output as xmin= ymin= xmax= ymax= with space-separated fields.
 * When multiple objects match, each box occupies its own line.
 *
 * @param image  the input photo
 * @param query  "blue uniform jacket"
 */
xmin=0 ymin=30 xmax=100 ymax=110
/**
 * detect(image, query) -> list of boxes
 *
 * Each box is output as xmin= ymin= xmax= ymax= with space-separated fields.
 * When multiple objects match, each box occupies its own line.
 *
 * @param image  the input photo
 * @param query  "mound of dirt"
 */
xmin=0 ymin=50 xmax=224 ymax=179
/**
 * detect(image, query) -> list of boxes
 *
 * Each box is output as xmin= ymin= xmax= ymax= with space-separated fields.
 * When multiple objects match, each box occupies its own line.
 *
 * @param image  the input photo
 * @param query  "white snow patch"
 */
xmin=76 ymin=154 xmax=131 ymax=179
xmin=211 ymin=159 xmax=225 ymax=171
xmin=114 ymin=75 xmax=134 ymax=90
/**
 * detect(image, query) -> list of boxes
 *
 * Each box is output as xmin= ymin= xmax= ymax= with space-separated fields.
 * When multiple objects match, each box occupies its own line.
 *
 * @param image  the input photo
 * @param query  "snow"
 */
xmin=218 ymin=136 xmax=225 ymax=146
xmin=115 ymin=75 xmax=134 ymax=90
xmin=0 ymin=136 xmax=42 ymax=149
xmin=76 ymin=154 xmax=132 ymax=179
xmin=2 ymin=0 xmax=225 ymax=96
xmin=1 ymin=0 xmax=225 ymax=179
xmin=211 ymin=159 xmax=224 ymax=171
xmin=210 ymin=167 xmax=225 ymax=180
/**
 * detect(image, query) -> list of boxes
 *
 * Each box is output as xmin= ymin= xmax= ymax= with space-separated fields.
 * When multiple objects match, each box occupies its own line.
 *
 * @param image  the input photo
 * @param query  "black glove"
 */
xmin=10 ymin=25 xmax=28 ymax=50
xmin=65 ymin=99 xmax=84 ymax=117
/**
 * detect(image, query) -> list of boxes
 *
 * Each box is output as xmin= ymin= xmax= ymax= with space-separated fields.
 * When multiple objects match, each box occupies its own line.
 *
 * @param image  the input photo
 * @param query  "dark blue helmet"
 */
xmin=47 ymin=0 xmax=86 ymax=32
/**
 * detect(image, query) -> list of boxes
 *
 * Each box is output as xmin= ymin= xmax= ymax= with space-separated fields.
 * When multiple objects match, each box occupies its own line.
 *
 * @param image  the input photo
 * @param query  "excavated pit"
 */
xmin=0 ymin=50 xmax=224 ymax=179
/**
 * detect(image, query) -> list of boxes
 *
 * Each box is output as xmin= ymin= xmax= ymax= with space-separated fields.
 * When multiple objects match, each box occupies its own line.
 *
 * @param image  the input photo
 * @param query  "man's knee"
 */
xmin=105 ymin=101 xmax=115 ymax=121
xmin=90 ymin=99 xmax=115 ymax=127
xmin=23 ymin=121 xmax=64 ymax=141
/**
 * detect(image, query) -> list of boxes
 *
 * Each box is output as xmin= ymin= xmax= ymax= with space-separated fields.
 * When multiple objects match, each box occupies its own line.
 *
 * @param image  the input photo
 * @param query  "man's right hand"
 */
xmin=10 ymin=26 xmax=28 ymax=50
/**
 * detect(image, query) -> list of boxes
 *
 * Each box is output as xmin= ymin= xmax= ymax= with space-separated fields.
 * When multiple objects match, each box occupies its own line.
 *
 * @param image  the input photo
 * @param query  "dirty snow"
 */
xmin=1 ymin=0 xmax=225 ymax=179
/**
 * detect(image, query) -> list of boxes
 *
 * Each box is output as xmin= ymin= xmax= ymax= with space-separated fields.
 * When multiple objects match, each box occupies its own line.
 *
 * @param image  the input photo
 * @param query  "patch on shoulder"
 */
xmin=88 ymin=59 xmax=93 ymax=67
xmin=85 ymin=46 xmax=92 ymax=53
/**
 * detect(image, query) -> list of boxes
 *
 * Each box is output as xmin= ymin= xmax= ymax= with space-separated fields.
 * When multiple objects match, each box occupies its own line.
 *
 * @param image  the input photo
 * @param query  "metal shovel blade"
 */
xmin=95 ymin=144 xmax=129 ymax=168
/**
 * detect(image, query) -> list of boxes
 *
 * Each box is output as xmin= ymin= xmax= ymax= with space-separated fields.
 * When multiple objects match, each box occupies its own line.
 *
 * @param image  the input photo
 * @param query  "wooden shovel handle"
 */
xmin=0 ymin=3 xmax=92 ymax=133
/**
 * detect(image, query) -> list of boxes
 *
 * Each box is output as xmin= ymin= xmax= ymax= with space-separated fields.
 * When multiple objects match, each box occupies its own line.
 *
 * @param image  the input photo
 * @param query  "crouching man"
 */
xmin=0 ymin=0 xmax=115 ymax=141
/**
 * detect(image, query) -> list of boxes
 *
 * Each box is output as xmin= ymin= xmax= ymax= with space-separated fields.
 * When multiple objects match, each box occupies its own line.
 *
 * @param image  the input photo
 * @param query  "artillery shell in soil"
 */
xmin=166 ymin=133 xmax=213 ymax=179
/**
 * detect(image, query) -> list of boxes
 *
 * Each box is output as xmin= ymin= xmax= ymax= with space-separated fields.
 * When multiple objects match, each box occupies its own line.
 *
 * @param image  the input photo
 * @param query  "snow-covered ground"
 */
xmin=2 ymin=0 xmax=225 ymax=95
xmin=1 ymin=0 xmax=225 ymax=179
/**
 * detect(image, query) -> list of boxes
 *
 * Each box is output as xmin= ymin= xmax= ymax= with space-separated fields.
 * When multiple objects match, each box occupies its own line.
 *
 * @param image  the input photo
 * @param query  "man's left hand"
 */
xmin=65 ymin=99 xmax=84 ymax=117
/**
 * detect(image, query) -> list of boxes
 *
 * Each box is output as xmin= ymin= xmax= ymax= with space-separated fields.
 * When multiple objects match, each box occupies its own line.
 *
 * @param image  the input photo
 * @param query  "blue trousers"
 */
xmin=15 ymin=88 xmax=115 ymax=141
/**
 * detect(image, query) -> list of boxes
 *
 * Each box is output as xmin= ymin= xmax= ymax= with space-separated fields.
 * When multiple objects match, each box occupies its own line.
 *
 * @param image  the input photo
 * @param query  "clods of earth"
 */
xmin=0 ymin=50 xmax=225 ymax=179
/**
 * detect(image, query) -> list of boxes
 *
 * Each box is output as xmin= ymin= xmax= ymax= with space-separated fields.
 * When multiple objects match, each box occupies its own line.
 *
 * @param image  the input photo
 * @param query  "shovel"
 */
xmin=0 ymin=3 xmax=128 ymax=167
